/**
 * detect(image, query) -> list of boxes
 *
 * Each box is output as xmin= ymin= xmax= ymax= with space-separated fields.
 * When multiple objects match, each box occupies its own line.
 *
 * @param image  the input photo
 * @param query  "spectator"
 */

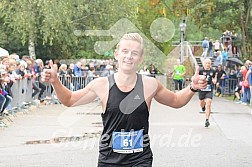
xmin=100 ymin=65 xmax=114 ymax=77
xmin=239 ymin=64 xmax=250 ymax=105
xmin=208 ymin=39 xmax=213 ymax=57
xmin=214 ymin=51 xmax=222 ymax=67
xmin=26 ymin=59 xmax=41 ymax=100
xmin=73 ymin=61 xmax=83 ymax=90
xmin=201 ymin=37 xmax=209 ymax=58
xmin=8 ymin=63 xmax=21 ymax=81
xmin=233 ymin=80 xmax=242 ymax=102
xmin=150 ymin=64 xmax=158 ymax=77
xmin=67 ymin=63 xmax=75 ymax=77
xmin=80 ymin=58 xmax=88 ymax=78
xmin=213 ymin=40 xmax=220 ymax=52
xmin=215 ymin=64 xmax=226 ymax=97
xmin=16 ymin=61 xmax=27 ymax=78
xmin=0 ymin=93 xmax=6 ymax=121
xmin=1 ymin=57 xmax=10 ymax=70
xmin=86 ymin=62 xmax=99 ymax=84
xmin=74 ymin=61 xmax=83 ymax=77
xmin=172 ymin=59 xmax=186 ymax=92
xmin=54 ymin=59 xmax=61 ymax=71
xmin=66 ymin=63 xmax=75 ymax=91
xmin=0 ymin=67 xmax=13 ymax=116
xmin=58 ymin=64 xmax=68 ymax=87
xmin=222 ymin=48 xmax=228 ymax=67
xmin=59 ymin=64 xmax=67 ymax=76
xmin=34 ymin=59 xmax=46 ymax=102
xmin=139 ymin=65 xmax=150 ymax=76
xmin=245 ymin=60 xmax=252 ymax=108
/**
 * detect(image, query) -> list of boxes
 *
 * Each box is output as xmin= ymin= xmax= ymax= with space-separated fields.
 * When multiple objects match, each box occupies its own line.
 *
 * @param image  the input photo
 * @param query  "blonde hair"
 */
xmin=240 ymin=66 xmax=245 ymax=71
xmin=59 ymin=64 xmax=67 ymax=71
xmin=116 ymin=33 xmax=144 ymax=51
xmin=245 ymin=60 xmax=252 ymax=66
xmin=35 ymin=59 xmax=43 ymax=65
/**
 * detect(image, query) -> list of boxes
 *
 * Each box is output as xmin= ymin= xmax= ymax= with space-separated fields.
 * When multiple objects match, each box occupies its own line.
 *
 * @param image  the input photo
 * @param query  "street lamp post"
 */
xmin=179 ymin=20 xmax=186 ymax=64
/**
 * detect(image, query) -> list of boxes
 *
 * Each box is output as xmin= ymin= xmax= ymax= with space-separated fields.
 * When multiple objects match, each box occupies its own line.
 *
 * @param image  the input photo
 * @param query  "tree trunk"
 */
xmin=239 ymin=1 xmax=247 ymax=58
xmin=239 ymin=0 xmax=251 ymax=59
xmin=28 ymin=34 xmax=36 ymax=59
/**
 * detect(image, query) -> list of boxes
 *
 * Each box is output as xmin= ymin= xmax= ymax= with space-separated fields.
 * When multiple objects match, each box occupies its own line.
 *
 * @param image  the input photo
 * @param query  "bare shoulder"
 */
xmin=142 ymin=75 xmax=157 ymax=84
xmin=89 ymin=77 xmax=109 ymax=108
xmin=91 ymin=76 xmax=108 ymax=84
xmin=88 ymin=77 xmax=109 ymax=91
xmin=142 ymin=75 xmax=159 ymax=98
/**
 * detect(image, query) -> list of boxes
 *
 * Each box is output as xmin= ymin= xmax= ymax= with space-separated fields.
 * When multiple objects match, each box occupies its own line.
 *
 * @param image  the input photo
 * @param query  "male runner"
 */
xmin=41 ymin=33 xmax=207 ymax=166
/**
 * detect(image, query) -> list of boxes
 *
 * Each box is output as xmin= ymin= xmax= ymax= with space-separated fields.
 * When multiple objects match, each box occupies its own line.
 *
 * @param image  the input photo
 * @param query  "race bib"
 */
xmin=176 ymin=70 xmax=181 ymax=74
xmin=112 ymin=129 xmax=143 ymax=154
xmin=201 ymin=84 xmax=211 ymax=91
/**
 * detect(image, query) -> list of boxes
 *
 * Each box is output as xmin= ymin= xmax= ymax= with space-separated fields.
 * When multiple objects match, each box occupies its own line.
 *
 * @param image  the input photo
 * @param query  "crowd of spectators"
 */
xmin=0 ymin=51 xmax=250 ymax=126
xmin=199 ymin=30 xmax=251 ymax=108
xmin=0 ymin=55 xmax=119 ymax=126
xmin=212 ymin=59 xmax=251 ymax=108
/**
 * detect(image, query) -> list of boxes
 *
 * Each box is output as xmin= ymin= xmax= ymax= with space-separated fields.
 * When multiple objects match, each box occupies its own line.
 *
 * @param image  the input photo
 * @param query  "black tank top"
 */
xmin=199 ymin=68 xmax=216 ymax=87
xmin=98 ymin=74 xmax=153 ymax=166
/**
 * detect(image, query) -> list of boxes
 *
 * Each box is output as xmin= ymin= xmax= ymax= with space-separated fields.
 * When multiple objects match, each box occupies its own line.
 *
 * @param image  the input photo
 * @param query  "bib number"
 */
xmin=201 ymin=84 xmax=211 ymax=91
xmin=112 ymin=129 xmax=143 ymax=154
xmin=176 ymin=70 xmax=181 ymax=74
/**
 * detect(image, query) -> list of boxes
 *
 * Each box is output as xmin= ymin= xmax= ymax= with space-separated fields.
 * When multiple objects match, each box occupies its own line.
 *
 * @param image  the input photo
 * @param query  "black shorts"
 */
xmin=234 ymin=86 xmax=241 ymax=93
xmin=198 ymin=91 xmax=213 ymax=100
xmin=98 ymin=159 xmax=152 ymax=167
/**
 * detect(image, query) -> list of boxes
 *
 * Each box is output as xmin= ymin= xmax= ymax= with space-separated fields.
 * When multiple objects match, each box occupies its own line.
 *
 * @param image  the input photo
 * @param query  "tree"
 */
xmin=136 ymin=0 xmax=177 ymax=72
xmin=0 ymin=0 xmax=139 ymax=60
xmin=0 ymin=0 xmax=80 ymax=59
xmin=190 ymin=0 xmax=252 ymax=60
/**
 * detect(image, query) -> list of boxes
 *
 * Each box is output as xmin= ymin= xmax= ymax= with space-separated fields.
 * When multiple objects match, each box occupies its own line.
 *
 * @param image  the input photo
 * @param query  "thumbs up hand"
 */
xmin=190 ymin=66 xmax=207 ymax=90
xmin=41 ymin=60 xmax=57 ymax=83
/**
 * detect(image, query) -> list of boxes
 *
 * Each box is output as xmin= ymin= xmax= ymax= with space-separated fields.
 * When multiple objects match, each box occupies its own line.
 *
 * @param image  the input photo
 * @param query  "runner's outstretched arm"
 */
xmin=41 ymin=60 xmax=98 ymax=107
xmin=154 ymin=66 xmax=207 ymax=108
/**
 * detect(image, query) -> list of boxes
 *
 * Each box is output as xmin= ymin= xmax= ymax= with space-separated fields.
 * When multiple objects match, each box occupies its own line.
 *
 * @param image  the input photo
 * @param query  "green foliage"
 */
xmin=75 ymin=50 xmax=93 ymax=59
xmin=136 ymin=0 xmax=175 ymax=72
xmin=190 ymin=0 xmax=252 ymax=59
xmin=0 ymin=0 xmax=139 ymax=60
xmin=1 ymin=0 xmax=251 ymax=62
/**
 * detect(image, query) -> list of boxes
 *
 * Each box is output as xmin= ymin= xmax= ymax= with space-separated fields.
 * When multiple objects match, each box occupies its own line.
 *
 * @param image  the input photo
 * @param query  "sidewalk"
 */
xmin=0 ymin=95 xmax=251 ymax=167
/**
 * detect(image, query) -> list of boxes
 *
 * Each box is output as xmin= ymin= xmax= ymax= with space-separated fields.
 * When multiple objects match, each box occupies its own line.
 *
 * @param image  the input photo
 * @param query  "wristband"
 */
xmin=189 ymin=83 xmax=198 ymax=92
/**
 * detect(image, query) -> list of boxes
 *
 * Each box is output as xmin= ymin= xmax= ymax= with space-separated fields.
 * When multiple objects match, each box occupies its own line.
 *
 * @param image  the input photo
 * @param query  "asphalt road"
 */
xmin=0 ymin=95 xmax=251 ymax=167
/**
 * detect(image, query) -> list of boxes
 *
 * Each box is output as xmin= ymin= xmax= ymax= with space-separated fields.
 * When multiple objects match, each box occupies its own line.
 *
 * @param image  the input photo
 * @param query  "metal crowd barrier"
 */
xmin=57 ymin=76 xmax=93 ymax=92
xmin=222 ymin=78 xmax=238 ymax=95
xmin=8 ymin=76 xmax=238 ymax=111
xmin=10 ymin=78 xmax=33 ymax=110
xmin=166 ymin=77 xmax=238 ymax=95
xmin=167 ymin=77 xmax=191 ymax=91
xmin=155 ymin=75 xmax=167 ymax=88
xmin=40 ymin=76 xmax=95 ymax=102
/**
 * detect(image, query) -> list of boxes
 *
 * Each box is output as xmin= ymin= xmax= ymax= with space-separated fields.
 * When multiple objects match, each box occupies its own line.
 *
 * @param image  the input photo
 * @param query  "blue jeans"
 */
xmin=0 ymin=94 xmax=6 ymax=112
xmin=208 ymin=48 xmax=213 ymax=57
xmin=250 ymin=86 xmax=252 ymax=108
xmin=201 ymin=48 xmax=208 ymax=58
xmin=222 ymin=59 xmax=227 ymax=67
xmin=174 ymin=79 xmax=183 ymax=90
xmin=1 ymin=95 xmax=12 ymax=112
xmin=241 ymin=87 xmax=251 ymax=103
